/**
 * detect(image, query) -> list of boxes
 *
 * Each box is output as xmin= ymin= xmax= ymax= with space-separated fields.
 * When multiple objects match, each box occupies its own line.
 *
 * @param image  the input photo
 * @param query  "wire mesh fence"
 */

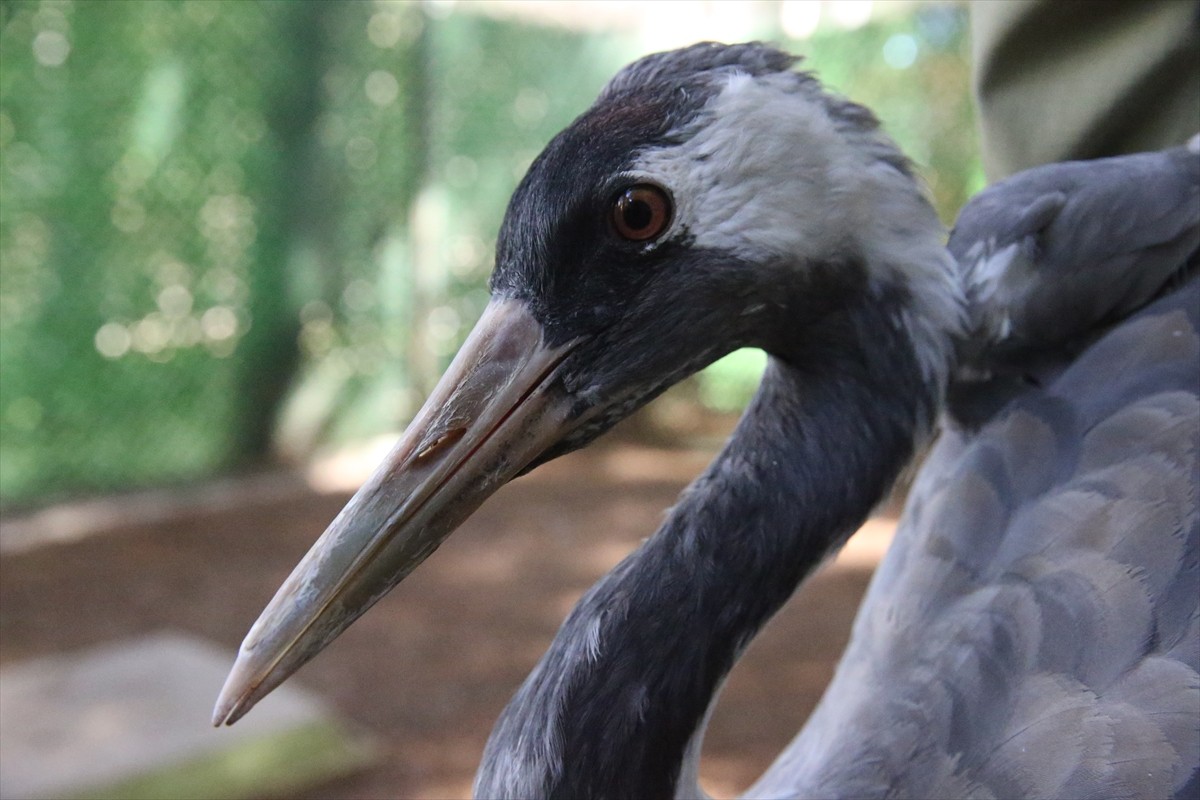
xmin=0 ymin=0 xmax=979 ymax=508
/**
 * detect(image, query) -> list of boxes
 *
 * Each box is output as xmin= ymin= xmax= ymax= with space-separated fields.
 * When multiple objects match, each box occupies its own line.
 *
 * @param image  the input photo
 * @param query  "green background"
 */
xmin=0 ymin=0 xmax=980 ymax=507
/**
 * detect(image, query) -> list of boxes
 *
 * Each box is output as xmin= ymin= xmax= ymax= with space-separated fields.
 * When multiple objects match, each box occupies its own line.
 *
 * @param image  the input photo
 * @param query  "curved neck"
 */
xmin=475 ymin=301 xmax=938 ymax=800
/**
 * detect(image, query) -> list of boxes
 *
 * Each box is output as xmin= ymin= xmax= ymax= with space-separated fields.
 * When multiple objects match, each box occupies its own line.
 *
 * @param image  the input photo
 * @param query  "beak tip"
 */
xmin=212 ymin=687 xmax=253 ymax=727
xmin=211 ymin=688 xmax=240 ymax=727
xmin=211 ymin=702 xmax=232 ymax=728
xmin=212 ymin=650 xmax=260 ymax=728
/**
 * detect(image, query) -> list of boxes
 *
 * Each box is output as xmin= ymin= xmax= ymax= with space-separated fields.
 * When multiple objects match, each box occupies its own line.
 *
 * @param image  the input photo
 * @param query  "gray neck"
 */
xmin=475 ymin=299 xmax=937 ymax=800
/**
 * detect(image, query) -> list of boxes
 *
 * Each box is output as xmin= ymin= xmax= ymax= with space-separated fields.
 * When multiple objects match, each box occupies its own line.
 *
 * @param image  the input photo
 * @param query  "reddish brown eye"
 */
xmin=611 ymin=184 xmax=673 ymax=242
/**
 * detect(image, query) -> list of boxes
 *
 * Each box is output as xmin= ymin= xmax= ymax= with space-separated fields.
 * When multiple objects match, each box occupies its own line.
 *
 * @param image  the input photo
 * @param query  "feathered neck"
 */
xmin=475 ymin=288 xmax=939 ymax=799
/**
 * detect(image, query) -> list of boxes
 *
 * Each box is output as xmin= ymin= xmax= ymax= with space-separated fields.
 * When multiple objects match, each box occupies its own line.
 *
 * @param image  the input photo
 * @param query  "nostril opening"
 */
xmin=414 ymin=427 xmax=467 ymax=462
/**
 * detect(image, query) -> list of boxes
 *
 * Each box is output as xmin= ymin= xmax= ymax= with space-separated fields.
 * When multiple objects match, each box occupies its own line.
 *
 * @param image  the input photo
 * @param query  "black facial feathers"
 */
xmin=489 ymin=43 xmax=807 ymax=338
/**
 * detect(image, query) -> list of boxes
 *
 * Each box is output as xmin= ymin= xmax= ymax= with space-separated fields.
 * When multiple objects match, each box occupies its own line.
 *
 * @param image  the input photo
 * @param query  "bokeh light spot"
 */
xmin=780 ymin=2 xmax=821 ymax=40
xmin=828 ymin=0 xmax=873 ymax=30
xmin=95 ymin=323 xmax=132 ymax=359
xmin=367 ymin=11 xmax=403 ymax=48
xmin=883 ymin=33 xmax=918 ymax=70
xmin=365 ymin=70 xmax=400 ymax=107
xmin=201 ymin=306 xmax=238 ymax=341
xmin=33 ymin=30 xmax=70 ymax=67
xmin=157 ymin=285 xmax=193 ymax=318
xmin=132 ymin=314 xmax=171 ymax=354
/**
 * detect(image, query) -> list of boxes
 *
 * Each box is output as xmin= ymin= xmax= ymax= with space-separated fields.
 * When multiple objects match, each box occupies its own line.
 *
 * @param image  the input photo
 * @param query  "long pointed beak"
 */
xmin=214 ymin=298 xmax=580 ymax=726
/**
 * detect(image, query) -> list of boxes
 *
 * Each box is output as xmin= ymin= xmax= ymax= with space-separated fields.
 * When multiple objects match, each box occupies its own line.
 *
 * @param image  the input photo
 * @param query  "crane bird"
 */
xmin=215 ymin=43 xmax=1200 ymax=798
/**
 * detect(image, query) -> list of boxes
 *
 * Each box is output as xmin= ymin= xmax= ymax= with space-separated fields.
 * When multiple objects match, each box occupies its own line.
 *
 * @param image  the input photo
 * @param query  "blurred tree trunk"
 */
xmin=232 ymin=0 xmax=332 ymax=464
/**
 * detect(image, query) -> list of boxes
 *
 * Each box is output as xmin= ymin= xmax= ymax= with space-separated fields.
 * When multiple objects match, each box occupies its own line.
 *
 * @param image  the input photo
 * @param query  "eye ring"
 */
xmin=611 ymin=184 xmax=673 ymax=242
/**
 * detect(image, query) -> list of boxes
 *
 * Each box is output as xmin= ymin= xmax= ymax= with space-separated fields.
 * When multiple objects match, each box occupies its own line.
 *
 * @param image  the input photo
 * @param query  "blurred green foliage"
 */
xmin=2 ymin=0 xmax=298 ymax=503
xmin=0 ymin=1 xmax=978 ymax=507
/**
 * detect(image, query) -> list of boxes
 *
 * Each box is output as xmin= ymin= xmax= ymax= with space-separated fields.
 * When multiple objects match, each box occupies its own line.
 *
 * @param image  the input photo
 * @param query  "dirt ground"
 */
xmin=0 ymin=439 xmax=890 ymax=799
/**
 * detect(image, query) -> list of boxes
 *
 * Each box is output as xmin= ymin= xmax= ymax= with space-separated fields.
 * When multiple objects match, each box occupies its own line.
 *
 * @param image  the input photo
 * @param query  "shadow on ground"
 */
xmin=0 ymin=440 xmax=886 ymax=799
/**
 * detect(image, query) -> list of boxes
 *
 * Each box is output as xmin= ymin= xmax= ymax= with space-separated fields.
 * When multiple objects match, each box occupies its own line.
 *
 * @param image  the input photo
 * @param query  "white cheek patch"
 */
xmin=630 ymin=71 xmax=966 ymax=393
xmin=634 ymin=73 xmax=852 ymax=262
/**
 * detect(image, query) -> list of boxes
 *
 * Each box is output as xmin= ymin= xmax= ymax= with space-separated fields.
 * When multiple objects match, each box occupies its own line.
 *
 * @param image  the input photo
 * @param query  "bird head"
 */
xmin=214 ymin=42 xmax=959 ymax=725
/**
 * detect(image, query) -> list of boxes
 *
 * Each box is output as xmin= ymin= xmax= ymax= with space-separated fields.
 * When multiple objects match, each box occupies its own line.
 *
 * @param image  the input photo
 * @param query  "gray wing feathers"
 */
xmin=949 ymin=145 xmax=1200 ymax=370
xmin=752 ymin=277 xmax=1200 ymax=799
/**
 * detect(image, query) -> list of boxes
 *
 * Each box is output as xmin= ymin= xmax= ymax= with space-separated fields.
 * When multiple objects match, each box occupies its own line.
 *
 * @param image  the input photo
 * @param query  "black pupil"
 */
xmin=623 ymin=196 xmax=653 ymax=231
